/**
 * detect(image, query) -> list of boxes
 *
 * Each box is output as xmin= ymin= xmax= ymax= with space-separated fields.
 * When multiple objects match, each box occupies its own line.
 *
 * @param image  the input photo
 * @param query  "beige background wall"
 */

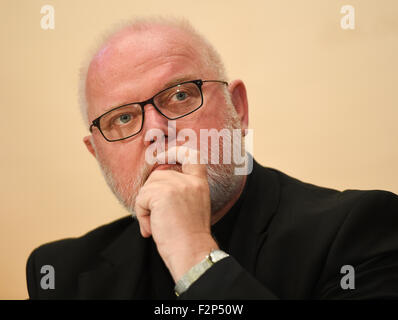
xmin=0 ymin=0 xmax=397 ymax=299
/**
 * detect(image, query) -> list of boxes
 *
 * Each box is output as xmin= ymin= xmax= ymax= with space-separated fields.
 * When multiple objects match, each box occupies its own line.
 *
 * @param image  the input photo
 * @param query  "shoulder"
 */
xmin=258 ymin=163 xmax=398 ymax=262
xmin=26 ymin=215 xmax=134 ymax=298
xmin=248 ymin=160 xmax=398 ymax=238
xmin=29 ymin=215 xmax=133 ymax=264
xmin=267 ymin=163 xmax=398 ymax=262
xmin=254 ymin=163 xmax=398 ymax=297
xmin=266 ymin=165 xmax=398 ymax=222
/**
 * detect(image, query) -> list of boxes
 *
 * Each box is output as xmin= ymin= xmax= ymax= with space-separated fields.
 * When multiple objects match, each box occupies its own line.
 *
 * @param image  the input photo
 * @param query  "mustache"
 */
xmin=140 ymin=160 xmax=183 ymax=186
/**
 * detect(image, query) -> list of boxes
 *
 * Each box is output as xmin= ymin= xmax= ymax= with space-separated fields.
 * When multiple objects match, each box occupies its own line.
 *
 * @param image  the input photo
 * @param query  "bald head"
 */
xmin=79 ymin=17 xmax=227 ymax=126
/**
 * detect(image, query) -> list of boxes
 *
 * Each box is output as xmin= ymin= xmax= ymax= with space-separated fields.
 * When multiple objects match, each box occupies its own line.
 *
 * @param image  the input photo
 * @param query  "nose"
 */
xmin=141 ymin=103 xmax=171 ymax=147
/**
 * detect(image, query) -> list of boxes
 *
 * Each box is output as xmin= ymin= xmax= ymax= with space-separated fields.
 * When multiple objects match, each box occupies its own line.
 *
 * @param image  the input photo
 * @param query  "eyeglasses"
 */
xmin=89 ymin=79 xmax=228 ymax=142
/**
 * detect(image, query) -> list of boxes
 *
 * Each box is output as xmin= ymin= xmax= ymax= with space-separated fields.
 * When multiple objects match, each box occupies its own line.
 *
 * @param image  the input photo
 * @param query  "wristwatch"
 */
xmin=174 ymin=249 xmax=229 ymax=296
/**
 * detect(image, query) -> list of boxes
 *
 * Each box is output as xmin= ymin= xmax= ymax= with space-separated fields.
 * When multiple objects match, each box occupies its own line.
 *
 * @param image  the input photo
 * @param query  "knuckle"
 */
xmin=163 ymin=186 xmax=175 ymax=197
xmin=191 ymin=178 xmax=205 ymax=192
xmin=135 ymin=192 xmax=143 ymax=204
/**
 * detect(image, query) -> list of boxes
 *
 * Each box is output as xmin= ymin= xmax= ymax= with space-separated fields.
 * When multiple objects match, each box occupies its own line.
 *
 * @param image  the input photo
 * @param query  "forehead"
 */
xmin=86 ymin=26 xmax=210 ymax=119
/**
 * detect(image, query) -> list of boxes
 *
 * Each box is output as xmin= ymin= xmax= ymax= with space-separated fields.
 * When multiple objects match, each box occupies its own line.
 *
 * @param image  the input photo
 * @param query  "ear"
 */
xmin=83 ymin=136 xmax=97 ymax=158
xmin=228 ymin=79 xmax=249 ymax=131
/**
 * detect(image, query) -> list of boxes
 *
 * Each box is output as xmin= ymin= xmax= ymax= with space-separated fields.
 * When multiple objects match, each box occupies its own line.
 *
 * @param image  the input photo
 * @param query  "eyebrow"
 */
xmin=161 ymin=75 xmax=197 ymax=89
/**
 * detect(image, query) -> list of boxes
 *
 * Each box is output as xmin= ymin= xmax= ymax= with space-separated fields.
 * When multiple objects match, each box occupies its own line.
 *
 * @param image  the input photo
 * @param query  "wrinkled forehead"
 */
xmin=85 ymin=26 xmax=211 ymax=120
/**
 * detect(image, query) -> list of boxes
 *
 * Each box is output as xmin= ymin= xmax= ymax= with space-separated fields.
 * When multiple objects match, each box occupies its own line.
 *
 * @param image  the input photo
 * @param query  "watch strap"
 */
xmin=174 ymin=249 xmax=229 ymax=296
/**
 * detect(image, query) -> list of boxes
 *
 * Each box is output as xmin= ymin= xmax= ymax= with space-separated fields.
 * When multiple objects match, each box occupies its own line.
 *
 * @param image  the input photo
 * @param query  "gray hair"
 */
xmin=78 ymin=16 xmax=229 ymax=127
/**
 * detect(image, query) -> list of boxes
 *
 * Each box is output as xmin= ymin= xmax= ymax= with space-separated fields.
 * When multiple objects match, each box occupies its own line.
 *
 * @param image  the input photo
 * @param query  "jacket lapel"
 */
xmin=77 ymin=218 xmax=151 ymax=299
xmin=228 ymin=159 xmax=281 ymax=274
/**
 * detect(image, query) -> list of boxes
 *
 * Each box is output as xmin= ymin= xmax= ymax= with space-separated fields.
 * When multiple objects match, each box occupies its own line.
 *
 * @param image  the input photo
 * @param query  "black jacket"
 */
xmin=26 ymin=160 xmax=398 ymax=299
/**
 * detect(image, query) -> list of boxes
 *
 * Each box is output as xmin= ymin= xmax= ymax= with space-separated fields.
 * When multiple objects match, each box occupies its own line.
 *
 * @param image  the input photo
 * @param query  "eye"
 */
xmin=115 ymin=113 xmax=132 ymax=125
xmin=174 ymin=91 xmax=188 ymax=101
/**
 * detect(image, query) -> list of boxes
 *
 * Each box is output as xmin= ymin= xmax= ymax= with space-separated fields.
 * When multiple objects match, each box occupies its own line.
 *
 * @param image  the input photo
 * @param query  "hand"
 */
xmin=134 ymin=146 xmax=219 ymax=282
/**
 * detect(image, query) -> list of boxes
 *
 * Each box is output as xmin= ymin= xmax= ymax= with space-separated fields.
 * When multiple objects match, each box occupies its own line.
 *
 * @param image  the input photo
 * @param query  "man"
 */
xmin=26 ymin=17 xmax=398 ymax=299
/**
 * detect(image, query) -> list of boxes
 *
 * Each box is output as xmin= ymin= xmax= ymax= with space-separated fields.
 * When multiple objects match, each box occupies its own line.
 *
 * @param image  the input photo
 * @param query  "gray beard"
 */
xmin=98 ymin=153 xmax=245 ymax=218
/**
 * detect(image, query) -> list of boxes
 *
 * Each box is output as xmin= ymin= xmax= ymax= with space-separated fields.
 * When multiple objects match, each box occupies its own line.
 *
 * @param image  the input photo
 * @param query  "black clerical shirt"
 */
xmin=26 ymin=159 xmax=398 ymax=299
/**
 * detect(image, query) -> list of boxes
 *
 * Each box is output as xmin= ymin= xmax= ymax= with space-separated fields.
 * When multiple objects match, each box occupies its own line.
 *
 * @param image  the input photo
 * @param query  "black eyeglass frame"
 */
xmin=89 ymin=79 xmax=228 ymax=142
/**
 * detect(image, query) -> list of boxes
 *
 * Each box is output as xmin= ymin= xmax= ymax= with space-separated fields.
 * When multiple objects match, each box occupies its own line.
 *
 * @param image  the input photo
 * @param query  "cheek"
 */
xmin=203 ymin=94 xmax=228 ymax=127
xmin=96 ymin=140 xmax=144 ymax=181
xmin=177 ymin=99 xmax=227 ymax=132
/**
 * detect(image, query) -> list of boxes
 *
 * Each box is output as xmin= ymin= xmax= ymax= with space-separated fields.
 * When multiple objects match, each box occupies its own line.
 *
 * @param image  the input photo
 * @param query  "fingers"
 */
xmin=138 ymin=215 xmax=151 ymax=238
xmin=156 ymin=146 xmax=207 ymax=178
xmin=134 ymin=190 xmax=152 ymax=238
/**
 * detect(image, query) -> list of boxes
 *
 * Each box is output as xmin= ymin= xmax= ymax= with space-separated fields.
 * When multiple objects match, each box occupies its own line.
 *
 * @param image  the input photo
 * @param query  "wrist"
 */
xmin=174 ymin=249 xmax=230 ymax=296
xmin=163 ymin=235 xmax=219 ymax=282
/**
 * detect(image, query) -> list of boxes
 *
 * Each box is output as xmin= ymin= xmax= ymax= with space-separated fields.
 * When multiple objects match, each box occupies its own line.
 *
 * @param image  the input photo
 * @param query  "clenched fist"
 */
xmin=134 ymin=146 xmax=219 ymax=282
